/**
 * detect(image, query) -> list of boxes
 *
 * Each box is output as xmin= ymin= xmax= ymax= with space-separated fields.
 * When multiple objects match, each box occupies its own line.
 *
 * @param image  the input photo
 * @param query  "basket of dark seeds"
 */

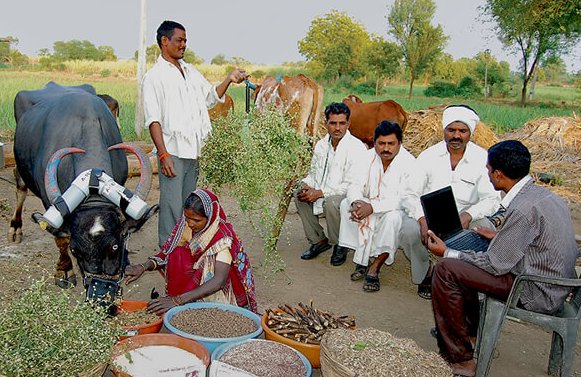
xmin=163 ymin=302 xmax=263 ymax=353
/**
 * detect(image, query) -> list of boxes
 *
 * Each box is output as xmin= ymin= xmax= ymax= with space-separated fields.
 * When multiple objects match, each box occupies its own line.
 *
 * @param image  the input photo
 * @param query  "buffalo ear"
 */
xmin=123 ymin=204 xmax=159 ymax=236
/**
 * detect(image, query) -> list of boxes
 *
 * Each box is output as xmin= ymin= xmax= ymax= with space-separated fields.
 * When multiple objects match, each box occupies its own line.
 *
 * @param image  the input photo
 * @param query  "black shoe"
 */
xmin=301 ymin=240 xmax=332 ymax=260
xmin=330 ymin=245 xmax=350 ymax=266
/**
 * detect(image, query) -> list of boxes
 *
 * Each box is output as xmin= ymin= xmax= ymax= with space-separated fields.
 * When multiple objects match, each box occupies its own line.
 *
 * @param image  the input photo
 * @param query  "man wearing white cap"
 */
xmin=400 ymin=105 xmax=500 ymax=300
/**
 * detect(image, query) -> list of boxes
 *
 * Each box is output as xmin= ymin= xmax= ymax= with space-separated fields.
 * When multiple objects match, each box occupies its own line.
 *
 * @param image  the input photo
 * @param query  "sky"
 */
xmin=1 ymin=0 xmax=580 ymax=73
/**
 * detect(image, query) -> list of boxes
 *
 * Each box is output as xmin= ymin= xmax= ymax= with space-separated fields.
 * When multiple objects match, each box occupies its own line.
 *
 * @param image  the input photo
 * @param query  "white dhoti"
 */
xmin=338 ymin=198 xmax=403 ymax=267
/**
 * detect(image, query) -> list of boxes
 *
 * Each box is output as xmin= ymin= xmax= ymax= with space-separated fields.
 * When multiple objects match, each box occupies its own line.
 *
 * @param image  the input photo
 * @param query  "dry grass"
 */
xmin=403 ymin=106 xmax=498 ymax=157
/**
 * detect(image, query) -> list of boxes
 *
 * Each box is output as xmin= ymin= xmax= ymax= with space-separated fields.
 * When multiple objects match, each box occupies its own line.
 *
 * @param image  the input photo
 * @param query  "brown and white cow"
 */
xmin=342 ymin=94 xmax=408 ymax=148
xmin=208 ymin=92 xmax=234 ymax=122
xmin=253 ymin=74 xmax=324 ymax=137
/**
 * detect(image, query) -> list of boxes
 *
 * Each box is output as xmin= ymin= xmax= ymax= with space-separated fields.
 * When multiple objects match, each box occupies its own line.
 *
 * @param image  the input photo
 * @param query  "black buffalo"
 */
xmin=8 ymin=82 xmax=157 ymax=308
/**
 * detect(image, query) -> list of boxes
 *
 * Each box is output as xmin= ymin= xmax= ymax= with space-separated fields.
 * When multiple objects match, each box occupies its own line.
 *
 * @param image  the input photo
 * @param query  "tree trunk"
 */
xmin=268 ymin=177 xmax=296 ymax=251
xmin=408 ymin=73 xmax=415 ymax=99
xmin=375 ymin=66 xmax=380 ymax=96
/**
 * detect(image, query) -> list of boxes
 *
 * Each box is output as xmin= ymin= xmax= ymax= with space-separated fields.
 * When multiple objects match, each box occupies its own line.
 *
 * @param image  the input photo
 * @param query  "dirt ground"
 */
xmin=0 ymin=168 xmax=580 ymax=377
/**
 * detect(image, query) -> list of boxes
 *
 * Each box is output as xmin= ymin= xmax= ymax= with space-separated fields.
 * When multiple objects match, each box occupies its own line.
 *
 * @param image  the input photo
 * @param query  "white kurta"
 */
xmin=302 ymin=131 xmax=367 ymax=215
xmin=142 ymin=55 xmax=224 ymax=159
xmin=409 ymin=141 xmax=500 ymax=221
xmin=339 ymin=147 xmax=419 ymax=266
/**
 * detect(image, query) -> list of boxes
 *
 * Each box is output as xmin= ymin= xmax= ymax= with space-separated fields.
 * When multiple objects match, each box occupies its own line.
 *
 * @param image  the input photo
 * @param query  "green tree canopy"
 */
xmin=51 ymin=40 xmax=117 ymax=61
xmin=211 ymin=53 xmax=228 ymax=65
xmin=298 ymin=10 xmax=370 ymax=80
xmin=134 ymin=44 xmax=203 ymax=64
xmin=484 ymin=0 xmax=581 ymax=105
xmin=387 ymin=0 xmax=448 ymax=98
xmin=363 ymin=34 xmax=402 ymax=95
xmin=0 ymin=36 xmax=19 ymax=65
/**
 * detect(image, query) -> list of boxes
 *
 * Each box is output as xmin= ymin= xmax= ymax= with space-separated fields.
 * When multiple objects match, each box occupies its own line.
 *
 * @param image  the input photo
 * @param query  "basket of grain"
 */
xmin=210 ymin=339 xmax=312 ymax=377
xmin=113 ymin=299 xmax=163 ymax=340
xmin=164 ymin=302 xmax=263 ymax=353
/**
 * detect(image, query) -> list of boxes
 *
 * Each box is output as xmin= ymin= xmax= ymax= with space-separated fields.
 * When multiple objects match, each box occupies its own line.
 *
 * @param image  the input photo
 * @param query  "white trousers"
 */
xmin=338 ymin=198 xmax=403 ymax=267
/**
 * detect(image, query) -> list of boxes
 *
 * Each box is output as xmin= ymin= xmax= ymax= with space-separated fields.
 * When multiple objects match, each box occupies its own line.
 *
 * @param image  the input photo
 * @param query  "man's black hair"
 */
xmin=324 ymin=102 xmax=350 ymax=121
xmin=374 ymin=120 xmax=402 ymax=142
xmin=487 ymin=140 xmax=531 ymax=180
xmin=156 ymin=20 xmax=186 ymax=48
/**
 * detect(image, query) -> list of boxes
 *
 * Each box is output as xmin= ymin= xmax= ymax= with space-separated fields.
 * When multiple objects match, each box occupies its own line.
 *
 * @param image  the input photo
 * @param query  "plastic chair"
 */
xmin=475 ymin=273 xmax=581 ymax=377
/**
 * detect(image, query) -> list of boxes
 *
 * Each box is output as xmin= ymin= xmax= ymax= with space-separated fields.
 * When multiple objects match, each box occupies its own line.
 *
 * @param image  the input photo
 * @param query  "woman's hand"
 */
xmin=147 ymin=296 xmax=177 ymax=315
xmin=125 ymin=264 xmax=146 ymax=285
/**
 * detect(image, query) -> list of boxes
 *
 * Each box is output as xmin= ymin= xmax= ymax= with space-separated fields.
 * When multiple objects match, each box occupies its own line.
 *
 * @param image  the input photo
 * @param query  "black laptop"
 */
xmin=420 ymin=186 xmax=489 ymax=252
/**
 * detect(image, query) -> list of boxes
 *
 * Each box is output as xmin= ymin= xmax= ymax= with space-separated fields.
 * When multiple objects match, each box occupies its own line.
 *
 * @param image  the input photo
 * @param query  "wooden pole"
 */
xmin=134 ymin=0 xmax=147 ymax=138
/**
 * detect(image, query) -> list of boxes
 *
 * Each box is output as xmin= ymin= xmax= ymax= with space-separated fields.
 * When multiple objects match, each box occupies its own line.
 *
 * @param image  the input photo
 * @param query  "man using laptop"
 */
xmin=400 ymin=105 xmax=500 ymax=300
xmin=337 ymin=121 xmax=419 ymax=292
xmin=426 ymin=140 xmax=578 ymax=377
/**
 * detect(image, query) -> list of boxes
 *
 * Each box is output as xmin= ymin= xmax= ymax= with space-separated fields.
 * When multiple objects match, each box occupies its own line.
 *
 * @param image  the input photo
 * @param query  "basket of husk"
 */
xmin=320 ymin=328 xmax=452 ymax=377
xmin=403 ymin=105 xmax=498 ymax=157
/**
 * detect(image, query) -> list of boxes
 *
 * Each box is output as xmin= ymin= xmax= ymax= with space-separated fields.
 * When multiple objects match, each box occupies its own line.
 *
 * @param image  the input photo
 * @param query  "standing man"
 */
xmin=296 ymin=102 xmax=367 ymax=264
xmin=426 ymin=140 xmax=578 ymax=376
xmin=400 ymin=105 xmax=500 ymax=299
xmin=338 ymin=121 xmax=419 ymax=292
xmin=143 ymin=20 xmax=248 ymax=246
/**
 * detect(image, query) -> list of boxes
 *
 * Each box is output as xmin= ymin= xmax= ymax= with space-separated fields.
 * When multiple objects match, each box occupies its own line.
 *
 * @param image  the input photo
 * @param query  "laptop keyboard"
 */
xmin=445 ymin=232 xmax=489 ymax=253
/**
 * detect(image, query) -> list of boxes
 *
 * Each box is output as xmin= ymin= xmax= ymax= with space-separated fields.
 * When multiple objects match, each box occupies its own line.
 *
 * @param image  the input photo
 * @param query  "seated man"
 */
xmin=296 ymin=102 xmax=367 ymax=264
xmin=338 ymin=121 xmax=418 ymax=292
xmin=427 ymin=140 xmax=578 ymax=377
xmin=401 ymin=104 xmax=500 ymax=300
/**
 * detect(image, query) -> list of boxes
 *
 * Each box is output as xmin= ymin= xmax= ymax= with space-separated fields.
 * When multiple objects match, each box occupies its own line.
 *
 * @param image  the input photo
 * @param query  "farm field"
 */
xmin=0 ymin=69 xmax=579 ymax=141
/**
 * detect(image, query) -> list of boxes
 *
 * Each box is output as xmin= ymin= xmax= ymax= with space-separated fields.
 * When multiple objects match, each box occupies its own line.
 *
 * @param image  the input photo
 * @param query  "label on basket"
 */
xmin=208 ymin=361 xmax=257 ymax=377
xmin=156 ymin=365 xmax=207 ymax=377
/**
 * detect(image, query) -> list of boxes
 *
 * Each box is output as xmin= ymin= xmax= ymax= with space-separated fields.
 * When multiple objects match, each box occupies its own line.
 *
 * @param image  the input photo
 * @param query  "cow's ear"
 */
xmin=123 ymin=204 xmax=159 ymax=236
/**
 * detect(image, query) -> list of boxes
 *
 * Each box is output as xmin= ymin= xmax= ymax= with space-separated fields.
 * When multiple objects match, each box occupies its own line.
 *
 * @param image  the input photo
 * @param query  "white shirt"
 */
xmin=142 ymin=55 xmax=224 ymax=159
xmin=347 ymin=147 xmax=419 ymax=216
xmin=302 ymin=131 xmax=367 ymax=214
xmin=412 ymin=140 xmax=500 ymax=221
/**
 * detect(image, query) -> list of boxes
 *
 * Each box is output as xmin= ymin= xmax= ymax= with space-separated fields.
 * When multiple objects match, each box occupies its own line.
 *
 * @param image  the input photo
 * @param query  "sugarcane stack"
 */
xmin=265 ymin=301 xmax=356 ymax=344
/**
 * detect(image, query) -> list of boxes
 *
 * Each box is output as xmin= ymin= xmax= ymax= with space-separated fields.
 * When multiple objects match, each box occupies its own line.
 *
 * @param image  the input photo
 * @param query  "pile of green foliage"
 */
xmin=200 ymin=110 xmax=312 ymax=270
xmin=424 ymin=76 xmax=482 ymax=98
xmin=0 ymin=279 xmax=120 ymax=377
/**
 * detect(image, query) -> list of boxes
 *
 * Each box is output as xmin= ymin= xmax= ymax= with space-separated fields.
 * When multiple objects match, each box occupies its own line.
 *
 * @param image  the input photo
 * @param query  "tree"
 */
xmin=484 ymin=0 xmax=581 ymax=105
xmin=387 ymin=0 xmax=448 ymax=98
xmin=51 ymin=40 xmax=116 ymax=61
xmin=363 ymin=34 xmax=402 ymax=95
xmin=0 ymin=36 xmax=19 ymax=64
xmin=135 ymin=44 xmax=203 ymax=64
xmin=539 ymin=55 xmax=567 ymax=84
xmin=211 ymin=54 xmax=227 ymax=65
xmin=183 ymin=49 xmax=204 ymax=65
xmin=298 ymin=10 xmax=370 ymax=80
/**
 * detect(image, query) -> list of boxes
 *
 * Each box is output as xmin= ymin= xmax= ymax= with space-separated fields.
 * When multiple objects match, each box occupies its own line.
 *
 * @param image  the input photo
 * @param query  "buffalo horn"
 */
xmin=44 ymin=147 xmax=86 ymax=204
xmin=108 ymin=143 xmax=152 ymax=200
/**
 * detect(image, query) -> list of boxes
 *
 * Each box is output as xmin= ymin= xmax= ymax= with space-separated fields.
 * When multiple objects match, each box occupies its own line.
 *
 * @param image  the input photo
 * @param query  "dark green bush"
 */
xmin=424 ymin=81 xmax=457 ymax=97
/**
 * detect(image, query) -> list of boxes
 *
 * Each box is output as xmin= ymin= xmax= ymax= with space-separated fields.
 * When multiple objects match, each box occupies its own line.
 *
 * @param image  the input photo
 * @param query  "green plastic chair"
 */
xmin=475 ymin=273 xmax=581 ymax=377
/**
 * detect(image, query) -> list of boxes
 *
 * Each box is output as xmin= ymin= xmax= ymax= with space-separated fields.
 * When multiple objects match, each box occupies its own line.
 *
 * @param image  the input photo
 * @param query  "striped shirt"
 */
xmin=457 ymin=180 xmax=578 ymax=313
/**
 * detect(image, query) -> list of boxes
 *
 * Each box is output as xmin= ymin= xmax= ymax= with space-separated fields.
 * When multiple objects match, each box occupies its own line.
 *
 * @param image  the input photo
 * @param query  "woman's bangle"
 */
xmin=158 ymin=151 xmax=170 ymax=161
xmin=171 ymin=295 xmax=184 ymax=306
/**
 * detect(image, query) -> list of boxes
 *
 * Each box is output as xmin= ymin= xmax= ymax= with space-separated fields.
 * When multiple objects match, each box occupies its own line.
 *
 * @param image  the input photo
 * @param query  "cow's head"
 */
xmin=42 ymin=144 xmax=157 ymax=311
xmin=343 ymin=94 xmax=363 ymax=104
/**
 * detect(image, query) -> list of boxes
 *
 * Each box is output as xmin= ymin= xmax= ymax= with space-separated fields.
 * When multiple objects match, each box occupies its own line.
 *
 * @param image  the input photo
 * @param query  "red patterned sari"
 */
xmin=151 ymin=189 xmax=257 ymax=313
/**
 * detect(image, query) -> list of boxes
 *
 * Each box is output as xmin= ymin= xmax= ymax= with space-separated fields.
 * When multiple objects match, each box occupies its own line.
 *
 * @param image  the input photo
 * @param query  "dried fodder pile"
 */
xmin=320 ymin=328 xmax=452 ymax=377
xmin=403 ymin=106 xmax=498 ymax=157
xmin=502 ymin=115 xmax=581 ymax=202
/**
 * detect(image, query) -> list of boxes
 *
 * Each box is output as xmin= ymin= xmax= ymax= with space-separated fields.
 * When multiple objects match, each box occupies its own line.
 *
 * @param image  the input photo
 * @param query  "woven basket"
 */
xmin=320 ymin=335 xmax=356 ymax=377
xmin=77 ymin=363 xmax=108 ymax=377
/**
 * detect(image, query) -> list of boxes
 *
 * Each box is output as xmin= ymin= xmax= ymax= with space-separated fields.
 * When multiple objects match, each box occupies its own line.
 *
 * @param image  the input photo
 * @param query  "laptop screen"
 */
xmin=420 ymin=186 xmax=464 ymax=240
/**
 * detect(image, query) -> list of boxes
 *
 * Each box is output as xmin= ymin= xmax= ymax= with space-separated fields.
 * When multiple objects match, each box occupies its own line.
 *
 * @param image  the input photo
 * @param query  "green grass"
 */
xmin=1 ymin=70 xmax=579 ymax=142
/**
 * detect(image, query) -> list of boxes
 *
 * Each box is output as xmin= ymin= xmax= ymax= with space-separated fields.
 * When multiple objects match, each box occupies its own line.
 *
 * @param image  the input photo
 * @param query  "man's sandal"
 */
xmin=350 ymin=264 xmax=368 ymax=281
xmin=363 ymin=274 xmax=380 ymax=292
